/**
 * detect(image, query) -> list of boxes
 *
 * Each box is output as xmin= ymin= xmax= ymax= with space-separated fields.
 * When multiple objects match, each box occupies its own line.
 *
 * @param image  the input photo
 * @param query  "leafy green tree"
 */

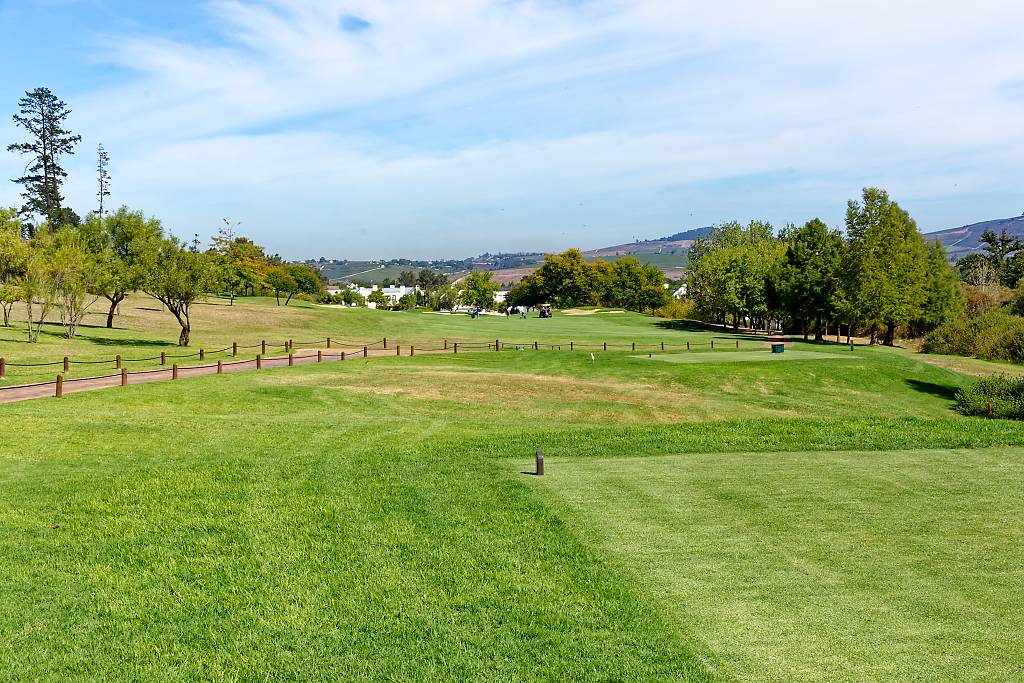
xmin=339 ymin=288 xmax=366 ymax=307
xmin=6 ymin=88 xmax=82 ymax=228
xmin=417 ymin=268 xmax=449 ymax=288
xmin=602 ymin=257 xmax=668 ymax=313
xmin=398 ymin=270 xmax=417 ymax=287
xmin=427 ymin=282 xmax=458 ymax=311
xmin=397 ymin=293 xmax=417 ymax=310
xmin=459 ymin=270 xmax=500 ymax=310
xmin=81 ymin=207 xmax=162 ymax=327
xmin=914 ymin=241 xmax=966 ymax=335
xmin=285 ymin=263 xmax=323 ymax=303
xmin=0 ymin=208 xmax=29 ymax=325
xmin=20 ymin=232 xmax=58 ymax=342
xmin=0 ymin=282 xmax=19 ymax=327
xmin=142 ymin=236 xmax=217 ymax=346
xmin=210 ymin=223 xmax=267 ymax=305
xmin=265 ymin=266 xmax=297 ymax=306
xmin=980 ymin=228 xmax=1024 ymax=288
xmin=845 ymin=188 xmax=928 ymax=345
xmin=49 ymin=228 xmax=101 ymax=339
xmin=776 ymin=218 xmax=844 ymax=340
xmin=366 ymin=289 xmax=389 ymax=309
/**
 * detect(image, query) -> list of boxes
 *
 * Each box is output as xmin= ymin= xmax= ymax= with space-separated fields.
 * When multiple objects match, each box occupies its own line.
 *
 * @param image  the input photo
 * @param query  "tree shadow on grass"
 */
xmin=653 ymin=319 xmax=724 ymax=334
xmin=906 ymin=379 xmax=960 ymax=402
xmin=82 ymin=336 xmax=177 ymax=348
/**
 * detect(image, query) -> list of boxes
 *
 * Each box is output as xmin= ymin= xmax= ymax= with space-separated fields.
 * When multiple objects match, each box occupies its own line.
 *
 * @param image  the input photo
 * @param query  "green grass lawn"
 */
xmin=533 ymin=448 xmax=1024 ymax=682
xmin=1 ymin=313 xmax=1022 ymax=680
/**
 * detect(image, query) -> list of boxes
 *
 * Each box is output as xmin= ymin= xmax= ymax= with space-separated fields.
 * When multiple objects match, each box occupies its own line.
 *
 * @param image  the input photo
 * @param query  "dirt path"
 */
xmin=0 ymin=345 xmax=460 ymax=405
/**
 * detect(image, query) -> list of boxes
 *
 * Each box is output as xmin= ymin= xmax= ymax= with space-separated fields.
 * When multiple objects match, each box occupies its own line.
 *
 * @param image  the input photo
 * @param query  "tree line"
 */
xmin=685 ymin=188 xmax=974 ymax=345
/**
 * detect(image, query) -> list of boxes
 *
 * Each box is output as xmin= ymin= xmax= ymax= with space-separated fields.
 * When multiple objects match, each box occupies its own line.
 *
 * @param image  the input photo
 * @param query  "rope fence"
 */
xmin=0 ymin=334 xmax=823 ymax=399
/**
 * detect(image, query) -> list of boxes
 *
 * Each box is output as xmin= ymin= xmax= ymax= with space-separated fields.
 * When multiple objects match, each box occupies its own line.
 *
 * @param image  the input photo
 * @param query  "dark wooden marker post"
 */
xmin=161 ymin=352 xmax=166 ymax=366
xmin=632 ymin=341 xmax=635 ymax=351
xmin=55 ymin=374 xmax=63 ymax=398
xmin=454 ymin=343 xmax=458 ymax=354
xmin=0 ymin=357 xmax=5 ymax=379
xmin=172 ymin=364 xmax=179 ymax=379
xmin=341 ymin=351 xmax=346 ymax=361
xmin=570 ymin=342 xmax=574 ymax=351
xmin=495 ymin=339 xmax=500 ymax=352
xmin=363 ymin=345 xmax=368 ymax=357
xmin=535 ymin=450 xmax=544 ymax=476
xmin=410 ymin=346 xmax=415 ymax=357
xmin=232 ymin=342 xmax=237 ymax=357
xmin=687 ymin=341 xmax=690 ymax=350
xmin=534 ymin=341 xmax=538 ymax=350
xmin=199 ymin=349 xmax=205 ymax=362
xmin=444 ymin=339 xmax=448 ymax=350
xmin=396 ymin=345 xmax=401 ymax=357
xmin=383 ymin=337 xmax=387 ymax=350
xmin=736 ymin=340 xmax=740 ymax=349
xmin=261 ymin=340 xmax=266 ymax=355
xmin=256 ymin=355 xmax=262 ymax=370
xmin=327 ymin=337 xmax=331 ymax=349
xmin=121 ymin=368 xmax=128 ymax=386
xmin=317 ymin=350 xmax=322 ymax=363
xmin=217 ymin=360 xmax=223 ymax=374
xmin=63 ymin=356 xmax=69 ymax=373
xmin=603 ymin=342 xmax=607 ymax=351
xmin=661 ymin=342 xmax=665 ymax=351
xmin=288 ymin=353 xmax=294 ymax=367
xmin=711 ymin=339 xmax=715 ymax=349
xmin=116 ymin=354 xmax=122 ymax=369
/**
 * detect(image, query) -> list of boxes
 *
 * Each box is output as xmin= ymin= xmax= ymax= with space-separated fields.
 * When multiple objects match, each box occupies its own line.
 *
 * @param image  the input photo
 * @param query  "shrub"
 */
xmin=955 ymin=375 xmax=1024 ymax=419
xmin=656 ymin=298 xmax=695 ymax=320
xmin=922 ymin=310 xmax=1024 ymax=363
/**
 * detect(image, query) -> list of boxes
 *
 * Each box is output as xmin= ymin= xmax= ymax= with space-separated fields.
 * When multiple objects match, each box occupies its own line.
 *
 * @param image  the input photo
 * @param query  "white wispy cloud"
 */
xmin=4 ymin=0 xmax=1024 ymax=257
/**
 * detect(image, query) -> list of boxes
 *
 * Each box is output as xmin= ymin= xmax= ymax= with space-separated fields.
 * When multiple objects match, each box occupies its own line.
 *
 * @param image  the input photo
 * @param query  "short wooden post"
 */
xmin=661 ymin=342 xmax=665 ymax=351
xmin=63 ymin=356 xmax=69 ymax=373
xmin=341 ymin=350 xmax=346 ymax=361
xmin=55 ymin=374 xmax=63 ymax=398
xmin=121 ymin=368 xmax=128 ymax=386
xmin=199 ymin=348 xmax=205 ymax=361
xmin=0 ymin=357 xmax=5 ymax=378
xmin=161 ymin=351 xmax=166 ymax=365
xmin=256 ymin=355 xmax=262 ymax=370
xmin=116 ymin=354 xmax=122 ymax=369
xmin=410 ymin=345 xmax=415 ymax=357
xmin=396 ymin=345 xmax=401 ymax=356
xmin=261 ymin=340 xmax=266 ymax=355
xmin=232 ymin=342 xmax=237 ymax=357
xmin=535 ymin=450 xmax=544 ymax=476
xmin=317 ymin=350 xmax=322 ymax=363
xmin=172 ymin=364 xmax=179 ymax=379
xmin=495 ymin=339 xmax=500 ymax=352
xmin=632 ymin=341 xmax=635 ymax=351
xmin=570 ymin=341 xmax=574 ymax=351
xmin=736 ymin=339 xmax=740 ymax=349
xmin=711 ymin=339 xmax=715 ymax=349
xmin=444 ymin=339 xmax=448 ymax=350
xmin=603 ymin=342 xmax=607 ymax=351
xmin=533 ymin=341 xmax=538 ymax=350
xmin=289 ymin=339 xmax=293 ymax=351
xmin=383 ymin=337 xmax=387 ymax=349
xmin=454 ymin=343 xmax=458 ymax=354
xmin=288 ymin=353 xmax=294 ymax=366
xmin=327 ymin=337 xmax=331 ymax=349
xmin=217 ymin=360 xmax=223 ymax=374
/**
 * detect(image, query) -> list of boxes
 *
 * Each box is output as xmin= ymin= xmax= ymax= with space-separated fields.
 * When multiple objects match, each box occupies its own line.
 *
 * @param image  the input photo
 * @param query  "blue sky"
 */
xmin=1 ymin=0 xmax=1023 ymax=259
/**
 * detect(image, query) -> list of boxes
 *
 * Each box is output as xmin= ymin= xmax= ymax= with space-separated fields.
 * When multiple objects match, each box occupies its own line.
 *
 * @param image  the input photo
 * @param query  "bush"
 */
xmin=656 ymin=298 xmax=695 ymax=320
xmin=955 ymin=375 xmax=1024 ymax=419
xmin=922 ymin=310 xmax=1024 ymax=363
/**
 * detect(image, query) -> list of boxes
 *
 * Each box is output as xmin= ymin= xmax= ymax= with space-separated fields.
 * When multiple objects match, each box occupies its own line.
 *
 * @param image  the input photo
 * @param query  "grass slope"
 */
xmin=1 ymin=320 xmax=1021 ymax=680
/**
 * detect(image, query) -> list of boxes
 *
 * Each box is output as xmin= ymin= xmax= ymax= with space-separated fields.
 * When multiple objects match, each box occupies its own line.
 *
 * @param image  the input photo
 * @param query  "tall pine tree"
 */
xmin=6 ymin=87 xmax=82 ymax=231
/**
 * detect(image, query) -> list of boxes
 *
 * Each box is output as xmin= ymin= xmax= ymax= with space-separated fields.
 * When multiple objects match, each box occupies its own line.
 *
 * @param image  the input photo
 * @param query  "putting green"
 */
xmin=633 ymin=349 xmax=855 ymax=363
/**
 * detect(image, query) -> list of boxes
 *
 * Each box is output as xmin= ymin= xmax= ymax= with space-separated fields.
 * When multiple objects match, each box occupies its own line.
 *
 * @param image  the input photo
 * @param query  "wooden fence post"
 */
xmin=687 ymin=341 xmax=690 ymax=350
xmin=570 ymin=342 xmax=574 ymax=351
xmin=632 ymin=342 xmax=635 ymax=351
xmin=317 ymin=350 xmax=322 ymax=363
xmin=0 ymin=357 xmax=5 ymax=379
xmin=116 ymin=354 xmax=122 ymax=369
xmin=454 ymin=343 xmax=458 ymax=354
xmin=736 ymin=339 xmax=740 ymax=349
xmin=363 ymin=346 xmax=368 ymax=357
xmin=495 ymin=339 xmax=500 ymax=352
xmin=534 ymin=341 xmax=538 ymax=350
xmin=172 ymin=364 xmax=179 ymax=380
xmin=217 ymin=360 xmax=223 ymax=374
xmin=410 ymin=346 xmax=415 ymax=357
xmin=603 ymin=342 xmax=607 ymax=351
xmin=200 ymin=349 xmax=205 ymax=361
xmin=232 ymin=342 xmax=237 ymax=357
xmin=383 ymin=337 xmax=387 ymax=349
xmin=444 ymin=339 xmax=448 ymax=350
xmin=341 ymin=351 xmax=346 ymax=361
xmin=289 ymin=339 xmax=293 ymax=352
xmin=55 ymin=374 xmax=63 ymax=398
xmin=535 ymin=450 xmax=544 ymax=476
xmin=121 ymin=368 xmax=128 ymax=386
xmin=288 ymin=353 xmax=294 ymax=367
xmin=396 ymin=345 xmax=401 ymax=356
xmin=327 ymin=337 xmax=331 ymax=349
xmin=711 ymin=339 xmax=715 ymax=349
xmin=256 ymin=355 xmax=262 ymax=370
xmin=161 ymin=352 xmax=166 ymax=365
xmin=63 ymin=356 xmax=69 ymax=373
xmin=661 ymin=342 xmax=665 ymax=351
xmin=261 ymin=340 xmax=266 ymax=355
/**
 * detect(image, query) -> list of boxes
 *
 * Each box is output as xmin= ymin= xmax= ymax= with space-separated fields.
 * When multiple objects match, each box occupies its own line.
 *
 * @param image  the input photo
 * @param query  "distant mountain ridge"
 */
xmin=927 ymin=215 xmax=1024 ymax=260
xmin=584 ymin=226 xmax=713 ymax=258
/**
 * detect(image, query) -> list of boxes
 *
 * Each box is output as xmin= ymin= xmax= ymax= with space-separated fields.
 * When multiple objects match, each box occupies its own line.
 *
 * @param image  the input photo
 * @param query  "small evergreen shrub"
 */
xmin=923 ymin=310 xmax=1024 ymax=363
xmin=955 ymin=375 xmax=1024 ymax=419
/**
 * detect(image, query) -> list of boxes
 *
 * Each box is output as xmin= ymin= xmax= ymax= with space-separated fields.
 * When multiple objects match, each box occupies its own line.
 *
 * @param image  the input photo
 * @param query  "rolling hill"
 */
xmin=927 ymin=215 xmax=1024 ymax=260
